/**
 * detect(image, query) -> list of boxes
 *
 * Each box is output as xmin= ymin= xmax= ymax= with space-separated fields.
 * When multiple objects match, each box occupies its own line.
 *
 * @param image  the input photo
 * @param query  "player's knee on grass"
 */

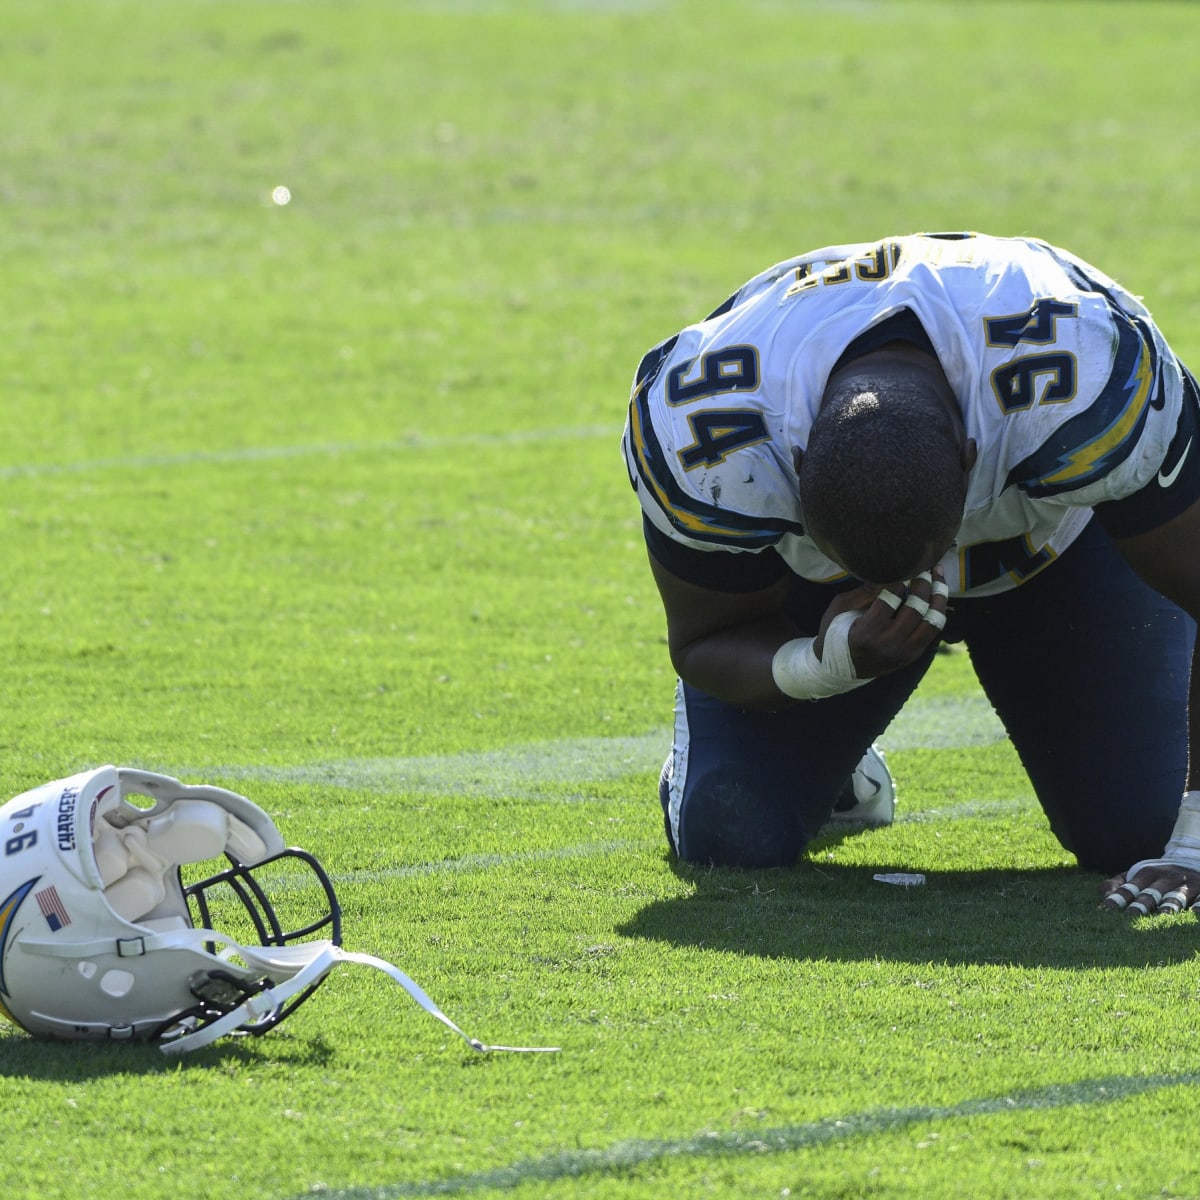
xmin=663 ymin=765 xmax=807 ymax=868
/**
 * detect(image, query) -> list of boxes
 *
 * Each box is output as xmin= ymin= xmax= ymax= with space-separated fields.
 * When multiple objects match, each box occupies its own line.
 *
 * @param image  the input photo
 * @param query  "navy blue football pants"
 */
xmin=659 ymin=518 xmax=1195 ymax=874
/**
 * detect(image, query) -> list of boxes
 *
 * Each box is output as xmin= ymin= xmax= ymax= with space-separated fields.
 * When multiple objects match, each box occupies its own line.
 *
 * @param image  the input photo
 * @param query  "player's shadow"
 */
xmin=617 ymin=861 xmax=1200 ymax=970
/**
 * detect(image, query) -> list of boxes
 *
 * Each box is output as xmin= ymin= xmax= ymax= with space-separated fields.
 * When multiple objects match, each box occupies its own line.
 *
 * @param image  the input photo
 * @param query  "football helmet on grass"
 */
xmin=0 ymin=766 xmax=554 ymax=1055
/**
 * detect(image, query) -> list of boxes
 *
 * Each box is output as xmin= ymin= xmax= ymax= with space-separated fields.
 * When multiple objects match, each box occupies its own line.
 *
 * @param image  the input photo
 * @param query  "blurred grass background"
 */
xmin=3 ymin=3 xmax=1200 ymax=1198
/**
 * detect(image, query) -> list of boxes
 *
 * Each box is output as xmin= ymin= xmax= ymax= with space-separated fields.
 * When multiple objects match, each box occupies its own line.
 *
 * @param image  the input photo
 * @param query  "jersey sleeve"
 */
xmin=641 ymin=516 xmax=790 ymax=591
xmin=620 ymin=319 xmax=806 ymax=558
xmin=1093 ymin=365 xmax=1200 ymax=538
xmin=998 ymin=297 xmax=1185 ymax=509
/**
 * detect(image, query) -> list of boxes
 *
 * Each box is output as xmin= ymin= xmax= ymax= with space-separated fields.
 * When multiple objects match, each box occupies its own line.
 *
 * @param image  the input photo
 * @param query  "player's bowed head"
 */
xmin=795 ymin=344 xmax=977 ymax=588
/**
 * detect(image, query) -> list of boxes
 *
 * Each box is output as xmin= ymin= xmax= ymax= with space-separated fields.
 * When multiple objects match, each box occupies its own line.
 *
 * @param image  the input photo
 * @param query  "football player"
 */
xmin=622 ymin=232 xmax=1200 ymax=914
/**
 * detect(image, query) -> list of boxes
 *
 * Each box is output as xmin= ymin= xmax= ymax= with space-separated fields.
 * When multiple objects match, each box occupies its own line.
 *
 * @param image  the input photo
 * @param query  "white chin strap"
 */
xmin=160 ymin=942 xmax=559 ymax=1056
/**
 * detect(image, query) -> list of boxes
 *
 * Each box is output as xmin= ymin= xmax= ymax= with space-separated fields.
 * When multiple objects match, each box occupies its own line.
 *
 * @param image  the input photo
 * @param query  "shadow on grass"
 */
xmin=616 ymin=860 xmax=1200 ymax=970
xmin=0 ymin=1029 xmax=337 ymax=1080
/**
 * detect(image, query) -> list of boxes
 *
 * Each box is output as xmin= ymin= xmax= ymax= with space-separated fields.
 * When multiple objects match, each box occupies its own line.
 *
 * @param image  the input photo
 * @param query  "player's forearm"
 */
xmin=668 ymin=617 xmax=800 ymax=710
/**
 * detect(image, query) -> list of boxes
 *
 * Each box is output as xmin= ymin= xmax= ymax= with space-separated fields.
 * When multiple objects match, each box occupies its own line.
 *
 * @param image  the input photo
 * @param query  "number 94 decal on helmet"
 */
xmin=0 ymin=767 xmax=558 ymax=1056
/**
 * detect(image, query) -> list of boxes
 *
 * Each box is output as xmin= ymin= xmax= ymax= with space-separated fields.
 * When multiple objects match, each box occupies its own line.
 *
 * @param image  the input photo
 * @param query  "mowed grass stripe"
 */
xmin=302 ymin=1072 xmax=1200 ymax=1199
xmin=0 ymin=424 xmax=615 ymax=480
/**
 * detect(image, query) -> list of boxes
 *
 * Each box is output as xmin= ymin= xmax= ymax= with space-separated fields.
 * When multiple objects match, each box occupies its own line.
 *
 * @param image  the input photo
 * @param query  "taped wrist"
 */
xmin=1126 ymin=790 xmax=1200 ymax=877
xmin=771 ymin=611 xmax=870 ymax=700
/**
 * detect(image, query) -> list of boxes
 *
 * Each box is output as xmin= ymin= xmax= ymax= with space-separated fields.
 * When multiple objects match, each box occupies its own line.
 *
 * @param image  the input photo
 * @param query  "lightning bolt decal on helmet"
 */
xmin=0 ymin=767 xmax=558 ymax=1055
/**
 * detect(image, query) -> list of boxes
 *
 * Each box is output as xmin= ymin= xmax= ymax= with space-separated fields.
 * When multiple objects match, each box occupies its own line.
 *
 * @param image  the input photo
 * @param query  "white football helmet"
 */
xmin=0 ymin=766 xmax=556 ymax=1055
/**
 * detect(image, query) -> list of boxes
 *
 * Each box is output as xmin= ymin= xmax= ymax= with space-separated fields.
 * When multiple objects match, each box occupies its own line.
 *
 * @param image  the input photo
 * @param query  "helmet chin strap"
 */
xmin=161 ymin=942 xmax=560 ymax=1056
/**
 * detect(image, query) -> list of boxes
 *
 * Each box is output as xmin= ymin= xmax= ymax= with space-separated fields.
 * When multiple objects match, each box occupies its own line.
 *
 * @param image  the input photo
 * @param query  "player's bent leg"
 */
xmin=659 ymin=653 xmax=931 ymax=869
xmin=963 ymin=518 xmax=1196 ymax=873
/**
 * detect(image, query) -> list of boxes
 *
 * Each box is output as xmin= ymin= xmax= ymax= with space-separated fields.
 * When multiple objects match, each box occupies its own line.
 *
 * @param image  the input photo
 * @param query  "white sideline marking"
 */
xmin=185 ymin=696 xmax=1005 ymax=798
xmin=291 ymin=1072 xmax=1200 ymax=1198
xmin=0 ymin=425 xmax=614 ymax=481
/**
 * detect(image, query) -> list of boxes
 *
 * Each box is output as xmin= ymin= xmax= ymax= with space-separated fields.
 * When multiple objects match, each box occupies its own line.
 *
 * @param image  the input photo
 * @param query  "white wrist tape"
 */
xmin=1125 ymin=790 xmax=1200 ymax=878
xmin=771 ymin=611 xmax=870 ymax=700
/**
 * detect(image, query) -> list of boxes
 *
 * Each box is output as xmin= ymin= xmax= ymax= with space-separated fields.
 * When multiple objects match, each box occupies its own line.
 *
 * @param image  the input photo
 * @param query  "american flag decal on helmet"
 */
xmin=35 ymin=885 xmax=71 ymax=932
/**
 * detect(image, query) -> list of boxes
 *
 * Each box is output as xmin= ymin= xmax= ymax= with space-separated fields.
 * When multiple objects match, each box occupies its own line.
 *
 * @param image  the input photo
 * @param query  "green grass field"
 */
xmin=4 ymin=1 xmax=1200 ymax=1197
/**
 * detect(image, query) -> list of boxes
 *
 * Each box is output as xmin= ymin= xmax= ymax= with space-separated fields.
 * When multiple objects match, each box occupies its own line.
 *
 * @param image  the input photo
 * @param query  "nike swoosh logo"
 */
xmin=1158 ymin=436 xmax=1193 ymax=488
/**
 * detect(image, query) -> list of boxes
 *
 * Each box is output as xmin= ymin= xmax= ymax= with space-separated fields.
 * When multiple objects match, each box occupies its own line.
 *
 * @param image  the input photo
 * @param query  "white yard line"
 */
xmin=180 ymin=696 xmax=1006 ymax=798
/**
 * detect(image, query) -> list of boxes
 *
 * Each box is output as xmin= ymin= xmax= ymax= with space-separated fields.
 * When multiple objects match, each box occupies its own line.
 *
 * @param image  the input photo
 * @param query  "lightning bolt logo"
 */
xmin=0 ymin=878 xmax=39 ymax=1010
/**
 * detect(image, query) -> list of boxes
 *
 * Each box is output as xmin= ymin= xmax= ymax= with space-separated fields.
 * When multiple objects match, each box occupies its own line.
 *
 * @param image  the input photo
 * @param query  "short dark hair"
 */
xmin=798 ymin=372 xmax=965 ymax=583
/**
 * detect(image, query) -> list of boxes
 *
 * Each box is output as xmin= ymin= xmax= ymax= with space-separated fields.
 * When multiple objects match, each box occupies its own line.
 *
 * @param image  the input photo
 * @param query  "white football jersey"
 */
xmin=623 ymin=233 xmax=1190 ymax=597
